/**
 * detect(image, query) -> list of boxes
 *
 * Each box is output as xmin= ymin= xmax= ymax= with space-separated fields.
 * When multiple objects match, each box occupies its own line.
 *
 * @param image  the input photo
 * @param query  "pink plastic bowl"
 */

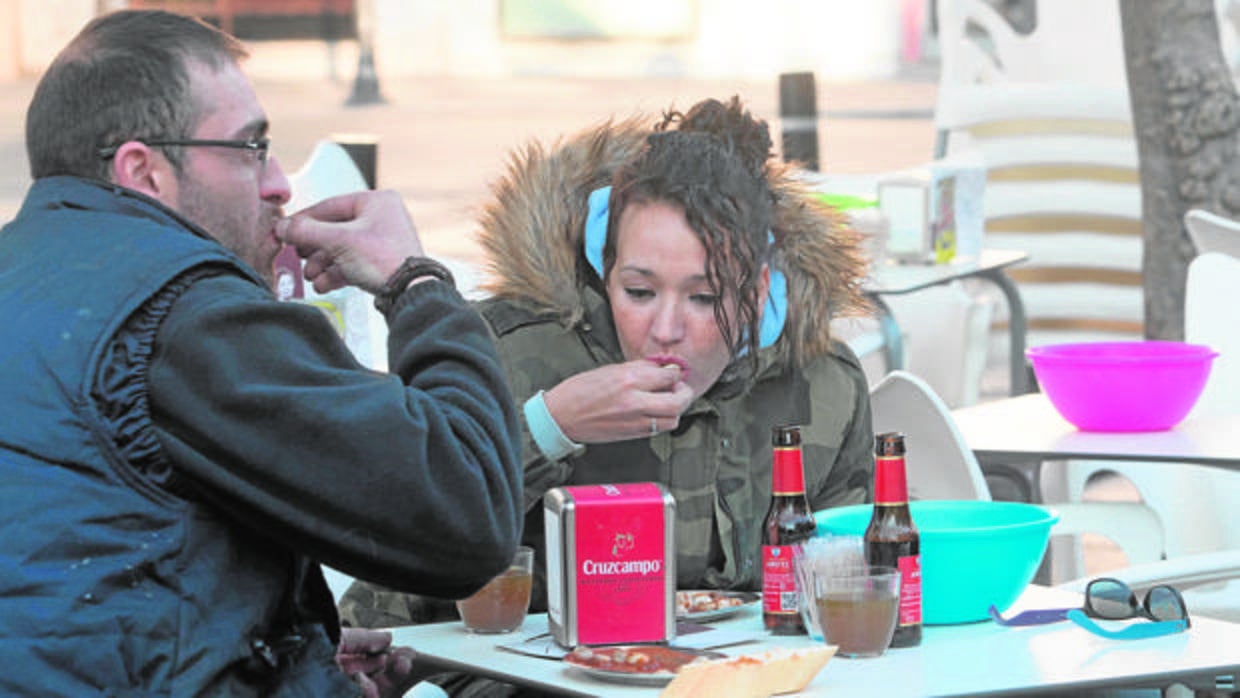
xmin=1027 ymin=341 xmax=1217 ymax=432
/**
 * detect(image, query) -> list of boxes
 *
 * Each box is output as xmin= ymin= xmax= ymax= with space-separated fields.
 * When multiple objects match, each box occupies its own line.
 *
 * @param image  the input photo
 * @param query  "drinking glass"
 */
xmin=456 ymin=546 xmax=534 ymax=634
xmin=795 ymin=535 xmax=865 ymax=641
xmin=814 ymin=563 xmax=901 ymax=658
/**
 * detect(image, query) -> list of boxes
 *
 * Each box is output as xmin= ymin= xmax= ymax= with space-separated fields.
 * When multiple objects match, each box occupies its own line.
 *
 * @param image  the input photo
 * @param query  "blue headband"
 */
xmin=584 ymin=186 xmax=787 ymax=348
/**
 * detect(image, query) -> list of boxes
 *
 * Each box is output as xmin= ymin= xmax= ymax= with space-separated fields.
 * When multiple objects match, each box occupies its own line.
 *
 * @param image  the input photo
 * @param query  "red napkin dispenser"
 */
xmin=543 ymin=482 xmax=676 ymax=648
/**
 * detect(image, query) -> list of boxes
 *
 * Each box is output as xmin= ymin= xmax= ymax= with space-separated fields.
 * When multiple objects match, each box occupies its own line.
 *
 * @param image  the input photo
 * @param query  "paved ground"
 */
xmin=0 ymin=45 xmax=1132 ymax=579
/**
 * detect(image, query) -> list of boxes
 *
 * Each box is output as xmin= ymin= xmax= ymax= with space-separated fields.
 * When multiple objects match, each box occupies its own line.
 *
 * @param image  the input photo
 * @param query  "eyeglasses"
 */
xmin=97 ymin=137 xmax=270 ymax=163
xmin=989 ymin=577 xmax=1190 ymax=640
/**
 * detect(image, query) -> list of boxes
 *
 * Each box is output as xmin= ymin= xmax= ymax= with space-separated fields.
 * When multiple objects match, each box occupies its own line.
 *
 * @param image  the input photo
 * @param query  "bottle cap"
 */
xmin=874 ymin=431 xmax=906 ymax=457
xmin=772 ymin=425 xmax=802 ymax=448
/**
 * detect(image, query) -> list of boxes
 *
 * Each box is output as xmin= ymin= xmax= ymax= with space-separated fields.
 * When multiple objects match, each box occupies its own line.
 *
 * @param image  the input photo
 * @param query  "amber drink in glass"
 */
xmin=457 ymin=546 xmax=534 ymax=634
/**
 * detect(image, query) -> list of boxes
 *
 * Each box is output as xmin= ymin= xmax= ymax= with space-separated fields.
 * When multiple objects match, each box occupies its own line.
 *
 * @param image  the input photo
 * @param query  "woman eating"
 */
xmin=341 ymin=96 xmax=875 ymax=654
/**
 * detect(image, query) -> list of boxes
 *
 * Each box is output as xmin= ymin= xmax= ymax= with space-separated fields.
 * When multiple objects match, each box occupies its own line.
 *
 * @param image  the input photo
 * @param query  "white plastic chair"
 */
xmin=1042 ymin=251 xmax=1240 ymax=621
xmin=285 ymin=141 xmax=388 ymax=371
xmin=1047 ymin=252 xmax=1240 ymax=551
xmin=831 ymin=290 xmax=992 ymax=412
xmin=286 ymin=140 xmax=370 ymax=215
xmin=1187 ymin=251 xmax=1240 ymax=416
xmin=935 ymin=1 xmax=1146 ymax=398
xmin=286 ymin=142 xmax=486 ymax=362
xmin=936 ymin=0 xmax=1240 ymax=86
xmin=881 ymin=283 xmax=995 ymax=409
xmin=936 ymin=5 xmax=1240 ymax=620
xmin=1185 ymin=208 xmax=1240 ymax=261
xmin=868 ymin=371 xmax=1164 ymax=577
xmin=869 ymin=370 xmax=990 ymax=501
xmin=934 ymin=83 xmax=1144 ymax=381
xmin=936 ymin=0 xmax=1129 ymax=91
xmin=807 ymin=171 xmax=995 ymax=408
xmin=875 ymin=370 xmax=1240 ymax=622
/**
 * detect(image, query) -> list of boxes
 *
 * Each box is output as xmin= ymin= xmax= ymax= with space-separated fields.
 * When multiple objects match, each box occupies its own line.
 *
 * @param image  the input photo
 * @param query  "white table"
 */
xmin=389 ymin=585 xmax=1240 ymax=696
xmin=951 ymin=393 xmax=1240 ymax=502
xmin=951 ymin=392 xmax=1240 ymax=586
xmin=866 ymin=249 xmax=1030 ymax=394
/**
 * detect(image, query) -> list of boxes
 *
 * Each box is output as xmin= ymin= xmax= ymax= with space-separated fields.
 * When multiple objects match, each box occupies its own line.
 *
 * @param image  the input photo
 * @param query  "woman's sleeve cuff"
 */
xmin=523 ymin=390 xmax=585 ymax=461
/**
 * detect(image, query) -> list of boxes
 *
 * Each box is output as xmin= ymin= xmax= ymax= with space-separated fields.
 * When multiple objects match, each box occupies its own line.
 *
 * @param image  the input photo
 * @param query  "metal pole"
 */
xmin=778 ymin=72 xmax=819 ymax=171
xmin=346 ymin=0 xmax=385 ymax=107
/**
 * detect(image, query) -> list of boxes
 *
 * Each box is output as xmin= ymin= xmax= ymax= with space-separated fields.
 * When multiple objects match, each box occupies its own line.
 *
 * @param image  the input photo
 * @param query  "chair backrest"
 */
xmin=322 ymin=566 xmax=355 ymax=602
xmin=283 ymin=140 xmax=389 ymax=369
xmin=1186 ymin=250 xmax=1240 ymax=416
xmin=1185 ymin=208 xmax=1240 ymax=260
xmin=935 ymin=82 xmax=1144 ymax=361
xmin=286 ymin=140 xmax=370 ymax=214
xmin=873 ymin=370 xmax=1166 ymax=581
xmin=869 ymin=370 xmax=992 ymax=501
xmin=936 ymin=0 xmax=1128 ymax=90
xmin=1038 ymin=250 xmax=1240 ymax=588
xmin=934 ymin=0 xmax=1145 ymax=367
xmin=289 ymin=140 xmax=488 ymax=302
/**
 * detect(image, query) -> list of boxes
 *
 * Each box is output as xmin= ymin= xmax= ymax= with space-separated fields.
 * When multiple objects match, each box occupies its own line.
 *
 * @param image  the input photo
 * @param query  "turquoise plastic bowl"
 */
xmin=814 ymin=501 xmax=1059 ymax=625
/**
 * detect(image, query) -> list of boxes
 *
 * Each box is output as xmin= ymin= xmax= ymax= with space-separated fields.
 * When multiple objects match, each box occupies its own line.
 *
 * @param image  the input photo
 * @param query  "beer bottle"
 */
xmin=762 ymin=425 xmax=817 ymax=635
xmin=865 ymin=432 xmax=922 ymax=647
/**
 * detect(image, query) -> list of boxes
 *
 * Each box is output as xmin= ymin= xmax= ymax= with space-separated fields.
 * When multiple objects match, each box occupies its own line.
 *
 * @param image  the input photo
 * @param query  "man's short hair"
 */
xmin=26 ymin=10 xmax=247 ymax=181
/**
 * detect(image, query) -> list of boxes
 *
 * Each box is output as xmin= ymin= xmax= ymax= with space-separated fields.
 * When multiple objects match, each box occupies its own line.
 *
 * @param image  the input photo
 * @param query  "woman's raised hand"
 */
xmin=543 ymin=361 xmax=693 ymax=444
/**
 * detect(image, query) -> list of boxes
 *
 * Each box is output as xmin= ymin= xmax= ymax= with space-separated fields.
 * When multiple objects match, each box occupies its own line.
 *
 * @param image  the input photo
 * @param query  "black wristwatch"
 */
xmin=373 ymin=256 xmax=456 ymax=315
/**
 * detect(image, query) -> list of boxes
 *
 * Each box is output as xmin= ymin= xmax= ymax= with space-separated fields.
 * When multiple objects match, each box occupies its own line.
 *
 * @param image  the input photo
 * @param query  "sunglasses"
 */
xmin=989 ymin=577 xmax=1190 ymax=640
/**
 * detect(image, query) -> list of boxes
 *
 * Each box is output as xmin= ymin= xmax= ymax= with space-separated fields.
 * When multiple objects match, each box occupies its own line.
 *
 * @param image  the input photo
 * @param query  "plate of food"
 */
xmin=563 ymin=645 xmax=726 ymax=686
xmin=676 ymin=590 xmax=761 ymax=623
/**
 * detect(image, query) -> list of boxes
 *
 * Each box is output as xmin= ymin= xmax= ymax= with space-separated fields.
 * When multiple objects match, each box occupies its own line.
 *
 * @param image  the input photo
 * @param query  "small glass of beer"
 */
xmin=814 ymin=563 xmax=901 ymax=658
xmin=456 ymin=546 xmax=535 ymax=634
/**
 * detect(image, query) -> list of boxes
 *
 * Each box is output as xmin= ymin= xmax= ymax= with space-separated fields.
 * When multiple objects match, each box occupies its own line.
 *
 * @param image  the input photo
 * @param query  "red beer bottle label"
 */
xmin=771 ymin=445 xmax=805 ymax=494
xmin=874 ymin=454 xmax=909 ymax=504
xmin=761 ymin=545 xmax=799 ymax=614
xmin=897 ymin=554 xmax=922 ymax=626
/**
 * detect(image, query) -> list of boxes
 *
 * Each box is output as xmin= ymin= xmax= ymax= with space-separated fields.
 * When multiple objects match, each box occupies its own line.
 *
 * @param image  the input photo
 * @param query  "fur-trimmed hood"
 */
xmin=476 ymin=115 xmax=872 ymax=369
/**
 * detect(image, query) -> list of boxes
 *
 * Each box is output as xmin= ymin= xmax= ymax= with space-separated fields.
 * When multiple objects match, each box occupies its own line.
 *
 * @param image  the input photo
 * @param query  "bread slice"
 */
xmin=659 ymin=645 xmax=836 ymax=698
xmin=753 ymin=646 xmax=838 ymax=694
xmin=658 ymin=652 xmax=761 ymax=698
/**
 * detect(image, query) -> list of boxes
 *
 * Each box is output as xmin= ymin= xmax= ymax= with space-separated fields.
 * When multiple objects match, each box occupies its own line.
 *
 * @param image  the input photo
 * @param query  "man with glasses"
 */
xmin=0 ymin=9 xmax=522 ymax=697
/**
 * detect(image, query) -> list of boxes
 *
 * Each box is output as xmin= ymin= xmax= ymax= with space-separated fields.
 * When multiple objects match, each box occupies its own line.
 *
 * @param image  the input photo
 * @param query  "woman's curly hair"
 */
xmin=604 ymin=96 xmax=775 ymax=373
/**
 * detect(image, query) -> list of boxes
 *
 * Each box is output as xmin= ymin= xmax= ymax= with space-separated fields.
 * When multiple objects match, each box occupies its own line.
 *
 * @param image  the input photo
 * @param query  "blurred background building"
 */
xmin=6 ymin=1 xmax=1240 ymax=84
xmin=1 ymin=0 xmax=934 ymax=82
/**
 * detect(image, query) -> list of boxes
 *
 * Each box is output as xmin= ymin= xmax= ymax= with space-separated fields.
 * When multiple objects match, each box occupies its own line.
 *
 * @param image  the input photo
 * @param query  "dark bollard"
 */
xmin=332 ymin=134 xmax=379 ymax=190
xmin=346 ymin=43 xmax=385 ymax=107
xmin=346 ymin=0 xmax=385 ymax=107
xmin=779 ymin=72 xmax=820 ymax=171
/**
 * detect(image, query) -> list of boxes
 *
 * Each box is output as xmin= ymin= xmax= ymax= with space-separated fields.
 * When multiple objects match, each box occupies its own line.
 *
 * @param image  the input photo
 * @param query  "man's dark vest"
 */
xmin=0 ymin=177 xmax=350 ymax=696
